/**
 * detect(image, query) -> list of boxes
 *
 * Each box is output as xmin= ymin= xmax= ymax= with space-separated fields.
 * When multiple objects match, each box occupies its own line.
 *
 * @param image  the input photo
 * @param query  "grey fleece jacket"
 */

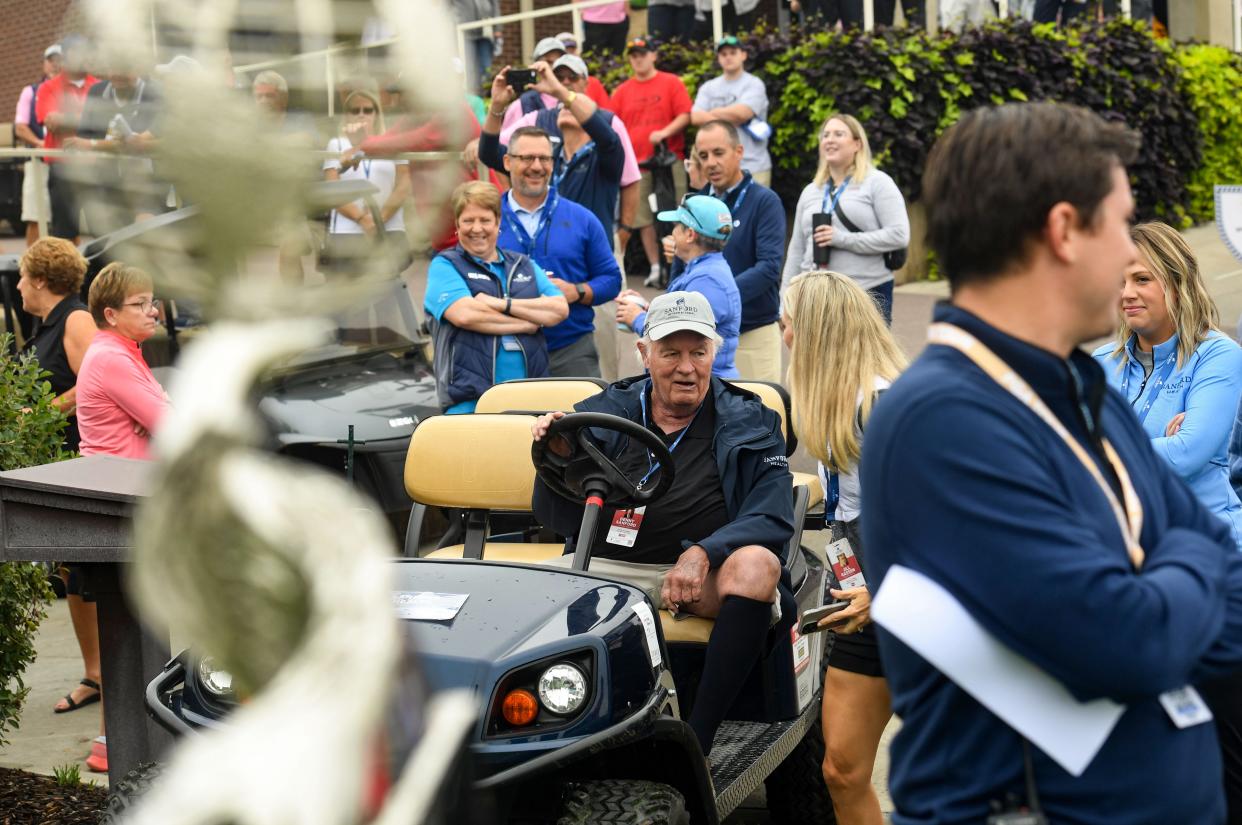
xmin=781 ymin=168 xmax=910 ymax=293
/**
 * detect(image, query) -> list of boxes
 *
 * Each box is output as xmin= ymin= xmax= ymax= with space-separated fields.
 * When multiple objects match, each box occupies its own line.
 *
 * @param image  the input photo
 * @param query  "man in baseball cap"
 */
xmin=532 ymin=36 xmax=567 ymax=62
xmin=531 ymin=296 xmax=795 ymax=759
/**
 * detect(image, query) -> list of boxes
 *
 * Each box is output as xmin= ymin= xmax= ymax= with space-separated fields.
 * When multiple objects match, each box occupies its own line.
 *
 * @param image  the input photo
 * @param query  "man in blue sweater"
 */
xmin=862 ymin=102 xmax=1242 ymax=824
xmin=670 ymin=120 xmax=785 ymax=383
xmin=497 ymin=127 xmax=622 ymax=377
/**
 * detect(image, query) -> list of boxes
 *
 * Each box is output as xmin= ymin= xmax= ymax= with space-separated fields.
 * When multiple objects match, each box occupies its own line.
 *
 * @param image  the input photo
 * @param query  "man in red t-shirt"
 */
xmin=35 ymin=35 xmax=98 ymax=241
xmin=609 ymin=37 xmax=691 ymax=287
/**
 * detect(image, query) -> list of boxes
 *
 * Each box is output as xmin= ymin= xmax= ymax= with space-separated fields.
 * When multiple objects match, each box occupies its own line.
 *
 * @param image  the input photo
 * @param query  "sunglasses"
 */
xmin=348 ymin=106 xmax=376 ymax=115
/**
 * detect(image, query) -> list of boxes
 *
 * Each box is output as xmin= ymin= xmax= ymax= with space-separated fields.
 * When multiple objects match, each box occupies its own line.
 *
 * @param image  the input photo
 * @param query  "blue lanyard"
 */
xmin=827 ymin=472 xmax=840 ymax=522
xmin=709 ymin=177 xmax=755 ymax=213
xmin=637 ymin=380 xmax=703 ymax=489
xmin=503 ymin=190 xmax=558 ymax=258
xmin=821 ymin=176 xmax=851 ymax=214
xmin=1121 ymin=349 xmax=1178 ymax=426
xmin=553 ymin=141 xmax=595 ymax=188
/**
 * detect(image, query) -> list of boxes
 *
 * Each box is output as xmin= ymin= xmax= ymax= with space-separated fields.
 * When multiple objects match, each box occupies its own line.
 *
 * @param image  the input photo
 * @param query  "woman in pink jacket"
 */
xmin=73 ymin=260 xmax=169 ymax=773
xmin=77 ymin=262 xmax=169 ymax=460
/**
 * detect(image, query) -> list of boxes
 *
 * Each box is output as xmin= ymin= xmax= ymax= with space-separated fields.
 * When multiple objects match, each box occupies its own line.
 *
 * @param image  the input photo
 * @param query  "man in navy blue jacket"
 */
xmin=670 ymin=120 xmax=785 ymax=382
xmin=862 ymin=102 xmax=1242 ymax=825
xmin=532 ymin=292 xmax=795 ymax=755
xmin=498 ymin=127 xmax=622 ymax=377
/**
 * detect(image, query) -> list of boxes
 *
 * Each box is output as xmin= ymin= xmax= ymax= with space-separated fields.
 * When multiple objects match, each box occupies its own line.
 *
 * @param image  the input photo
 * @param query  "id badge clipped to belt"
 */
xmin=606 ymin=507 xmax=646 ymax=548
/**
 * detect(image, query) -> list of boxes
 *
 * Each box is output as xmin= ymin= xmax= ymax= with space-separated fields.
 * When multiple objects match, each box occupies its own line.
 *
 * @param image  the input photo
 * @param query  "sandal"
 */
xmin=53 ymin=678 xmax=101 ymax=714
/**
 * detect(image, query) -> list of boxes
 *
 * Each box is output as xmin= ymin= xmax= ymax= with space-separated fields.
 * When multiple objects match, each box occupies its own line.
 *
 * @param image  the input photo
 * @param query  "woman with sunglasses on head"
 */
xmin=783 ymin=269 xmax=906 ymax=825
xmin=323 ymin=80 xmax=411 ymax=274
xmin=1093 ymin=221 xmax=1242 ymax=550
xmin=617 ymin=194 xmax=741 ymax=378
xmin=781 ymin=114 xmax=909 ymax=326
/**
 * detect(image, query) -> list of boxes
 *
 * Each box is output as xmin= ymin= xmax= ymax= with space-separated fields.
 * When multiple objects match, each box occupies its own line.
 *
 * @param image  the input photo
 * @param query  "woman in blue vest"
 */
xmin=424 ymin=181 xmax=569 ymax=413
xmin=1094 ymin=221 xmax=1242 ymax=550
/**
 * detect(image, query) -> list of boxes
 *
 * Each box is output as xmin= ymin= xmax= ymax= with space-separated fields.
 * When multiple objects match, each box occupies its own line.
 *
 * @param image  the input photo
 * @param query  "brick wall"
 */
xmin=0 ymin=0 xmax=77 ymax=125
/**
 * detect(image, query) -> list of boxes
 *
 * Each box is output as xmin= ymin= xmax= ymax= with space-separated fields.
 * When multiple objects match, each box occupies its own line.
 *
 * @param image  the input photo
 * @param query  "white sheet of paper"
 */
xmin=872 ymin=564 xmax=1125 ymax=777
xmin=632 ymin=602 xmax=662 ymax=667
xmin=392 ymin=591 xmax=469 ymax=621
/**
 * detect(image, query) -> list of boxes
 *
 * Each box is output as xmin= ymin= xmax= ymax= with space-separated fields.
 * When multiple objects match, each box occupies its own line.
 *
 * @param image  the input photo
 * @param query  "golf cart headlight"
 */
xmin=196 ymin=656 xmax=234 ymax=697
xmin=537 ymin=663 xmax=588 ymax=715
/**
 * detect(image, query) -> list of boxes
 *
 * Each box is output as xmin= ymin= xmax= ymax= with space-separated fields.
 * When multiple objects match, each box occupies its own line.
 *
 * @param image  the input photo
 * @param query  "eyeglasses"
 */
xmin=510 ymin=153 xmax=554 ymax=166
xmin=121 ymin=299 xmax=162 ymax=313
xmin=553 ymin=72 xmax=578 ymax=84
xmin=348 ymin=106 xmax=376 ymax=115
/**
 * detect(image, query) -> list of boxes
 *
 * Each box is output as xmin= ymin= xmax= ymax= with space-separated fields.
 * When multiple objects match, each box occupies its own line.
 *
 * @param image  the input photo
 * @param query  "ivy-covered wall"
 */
xmin=589 ymin=19 xmax=1242 ymax=228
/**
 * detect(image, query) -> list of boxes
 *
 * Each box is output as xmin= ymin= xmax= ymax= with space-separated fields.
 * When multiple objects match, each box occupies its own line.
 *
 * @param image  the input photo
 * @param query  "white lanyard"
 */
xmin=928 ymin=323 xmax=1145 ymax=570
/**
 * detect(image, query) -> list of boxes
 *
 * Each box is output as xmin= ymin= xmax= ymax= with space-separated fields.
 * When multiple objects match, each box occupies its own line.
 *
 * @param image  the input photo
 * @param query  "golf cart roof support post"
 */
xmin=571 ymin=496 xmax=604 ymax=571
xmin=463 ymin=508 xmax=490 ymax=559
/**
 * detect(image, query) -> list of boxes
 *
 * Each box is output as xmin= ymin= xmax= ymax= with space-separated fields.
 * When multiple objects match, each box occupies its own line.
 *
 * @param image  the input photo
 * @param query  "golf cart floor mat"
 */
xmin=710 ymin=709 xmax=818 ymax=820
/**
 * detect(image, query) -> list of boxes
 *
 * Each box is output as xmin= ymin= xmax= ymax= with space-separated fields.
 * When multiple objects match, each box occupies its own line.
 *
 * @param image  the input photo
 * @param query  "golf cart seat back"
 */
xmin=475 ymin=377 xmax=609 ymax=414
xmin=404 ymin=413 xmax=566 ymax=562
xmin=730 ymin=381 xmax=824 ymax=510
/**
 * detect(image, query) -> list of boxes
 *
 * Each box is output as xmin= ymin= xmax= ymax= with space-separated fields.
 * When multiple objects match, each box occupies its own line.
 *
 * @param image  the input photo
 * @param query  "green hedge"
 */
xmin=588 ymin=19 xmax=1240 ymax=226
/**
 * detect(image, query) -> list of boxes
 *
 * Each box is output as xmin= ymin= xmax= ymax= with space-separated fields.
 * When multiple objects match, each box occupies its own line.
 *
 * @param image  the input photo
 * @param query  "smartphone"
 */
xmin=798 ymin=601 xmax=849 ymax=635
xmin=506 ymin=68 xmax=537 ymax=91
xmin=812 ymin=212 xmax=832 ymax=266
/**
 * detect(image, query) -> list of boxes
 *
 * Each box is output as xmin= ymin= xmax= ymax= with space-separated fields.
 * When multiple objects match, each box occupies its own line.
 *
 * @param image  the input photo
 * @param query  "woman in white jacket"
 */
xmin=782 ymin=113 xmax=910 ymax=325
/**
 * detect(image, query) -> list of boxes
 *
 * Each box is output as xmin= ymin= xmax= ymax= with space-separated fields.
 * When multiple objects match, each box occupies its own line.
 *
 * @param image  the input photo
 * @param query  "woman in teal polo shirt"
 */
xmin=1094 ymin=221 xmax=1242 ymax=550
xmin=425 ymin=182 xmax=569 ymax=413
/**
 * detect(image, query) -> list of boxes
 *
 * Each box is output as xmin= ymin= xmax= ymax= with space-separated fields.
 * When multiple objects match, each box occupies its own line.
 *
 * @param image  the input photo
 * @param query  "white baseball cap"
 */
xmin=532 ymin=37 xmax=567 ymax=60
xmin=643 ymin=291 xmax=717 ymax=340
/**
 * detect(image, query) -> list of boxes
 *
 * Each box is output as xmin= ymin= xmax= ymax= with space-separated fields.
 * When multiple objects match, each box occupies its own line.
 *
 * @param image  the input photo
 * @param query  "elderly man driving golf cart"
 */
xmin=532 ymin=290 xmax=795 ymax=756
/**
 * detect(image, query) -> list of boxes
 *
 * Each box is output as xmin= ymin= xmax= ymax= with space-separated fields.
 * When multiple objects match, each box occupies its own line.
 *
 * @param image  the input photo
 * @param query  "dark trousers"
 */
xmin=47 ymin=163 xmax=82 ymax=240
xmin=693 ymin=4 xmax=762 ymax=39
xmin=1200 ymin=670 xmax=1242 ymax=825
xmin=867 ymin=280 xmax=894 ymax=327
xmin=801 ymin=0 xmax=922 ymax=27
xmin=583 ymin=20 xmax=629 ymax=55
xmin=648 ymin=4 xmax=697 ymax=42
xmin=1033 ymin=0 xmax=1089 ymax=23
xmin=548 ymin=333 xmax=602 ymax=379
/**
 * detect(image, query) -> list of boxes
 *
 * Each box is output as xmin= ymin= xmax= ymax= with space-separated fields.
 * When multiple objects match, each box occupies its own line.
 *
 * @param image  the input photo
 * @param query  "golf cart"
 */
xmin=135 ymin=379 xmax=835 ymax=824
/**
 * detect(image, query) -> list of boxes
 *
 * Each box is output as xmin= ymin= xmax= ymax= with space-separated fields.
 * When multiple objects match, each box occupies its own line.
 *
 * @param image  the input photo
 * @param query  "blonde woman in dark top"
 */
xmin=783 ymin=269 xmax=906 ymax=825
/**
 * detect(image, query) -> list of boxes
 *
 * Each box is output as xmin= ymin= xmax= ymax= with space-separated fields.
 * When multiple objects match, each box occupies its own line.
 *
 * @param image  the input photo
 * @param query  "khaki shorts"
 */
xmin=634 ymin=164 xmax=689 ymax=228
xmin=543 ymin=554 xmax=675 ymax=608
xmin=543 ymin=553 xmax=780 ymax=622
xmin=21 ymin=160 xmax=49 ymax=224
xmin=735 ymin=323 xmax=784 ymax=384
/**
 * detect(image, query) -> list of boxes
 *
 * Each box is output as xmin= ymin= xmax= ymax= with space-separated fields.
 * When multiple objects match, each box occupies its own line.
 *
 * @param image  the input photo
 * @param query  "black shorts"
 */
xmin=824 ymin=517 xmax=884 ymax=678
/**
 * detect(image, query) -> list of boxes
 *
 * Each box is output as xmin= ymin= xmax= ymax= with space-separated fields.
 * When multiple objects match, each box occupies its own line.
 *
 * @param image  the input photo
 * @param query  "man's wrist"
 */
xmin=574 ymin=282 xmax=587 ymax=304
xmin=504 ymin=297 xmax=513 ymax=315
xmin=488 ymin=106 xmax=505 ymax=118
xmin=562 ymin=90 xmax=578 ymax=106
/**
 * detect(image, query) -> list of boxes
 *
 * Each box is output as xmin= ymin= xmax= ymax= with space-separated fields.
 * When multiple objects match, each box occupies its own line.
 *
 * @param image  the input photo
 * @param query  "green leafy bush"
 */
xmin=587 ymin=18 xmax=1230 ymax=230
xmin=1171 ymin=44 xmax=1242 ymax=224
xmin=0 ymin=333 xmax=68 ymax=746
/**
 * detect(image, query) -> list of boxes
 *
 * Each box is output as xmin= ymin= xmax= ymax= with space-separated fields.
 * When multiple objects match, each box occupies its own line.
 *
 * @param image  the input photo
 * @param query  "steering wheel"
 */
xmin=531 ymin=412 xmax=676 ymax=510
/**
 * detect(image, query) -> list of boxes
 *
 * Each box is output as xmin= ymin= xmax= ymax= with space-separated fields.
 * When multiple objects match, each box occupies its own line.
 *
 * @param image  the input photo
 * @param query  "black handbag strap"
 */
xmin=833 ymin=199 xmax=864 ymax=234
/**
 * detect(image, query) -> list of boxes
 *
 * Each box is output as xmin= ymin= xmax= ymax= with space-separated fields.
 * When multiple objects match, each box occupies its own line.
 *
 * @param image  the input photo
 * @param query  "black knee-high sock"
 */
xmin=688 ymin=595 xmax=772 ymax=754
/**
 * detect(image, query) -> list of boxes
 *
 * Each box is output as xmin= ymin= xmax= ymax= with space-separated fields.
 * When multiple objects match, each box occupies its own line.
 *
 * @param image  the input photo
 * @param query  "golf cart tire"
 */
xmin=764 ymin=719 xmax=836 ymax=824
xmin=557 ymin=779 xmax=690 ymax=825
xmin=101 ymin=761 xmax=166 ymax=823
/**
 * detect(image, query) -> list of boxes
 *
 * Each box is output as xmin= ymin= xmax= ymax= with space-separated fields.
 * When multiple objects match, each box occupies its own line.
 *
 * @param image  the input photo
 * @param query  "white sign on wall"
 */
xmin=1217 ymin=186 xmax=1242 ymax=265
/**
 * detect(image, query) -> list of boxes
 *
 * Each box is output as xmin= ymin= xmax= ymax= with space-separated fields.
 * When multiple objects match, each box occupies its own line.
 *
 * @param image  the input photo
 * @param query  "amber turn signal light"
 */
xmin=501 ymin=688 xmax=539 ymax=726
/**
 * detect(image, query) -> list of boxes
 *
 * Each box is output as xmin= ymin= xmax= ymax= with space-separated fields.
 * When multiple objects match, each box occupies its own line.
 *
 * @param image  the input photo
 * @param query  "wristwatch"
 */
xmin=565 ymin=90 xmax=578 ymax=105
xmin=574 ymin=283 xmax=587 ymax=304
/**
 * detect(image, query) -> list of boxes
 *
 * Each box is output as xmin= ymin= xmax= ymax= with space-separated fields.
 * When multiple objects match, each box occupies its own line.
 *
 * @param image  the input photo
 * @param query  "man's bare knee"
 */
xmin=718 ymin=545 xmax=781 ymax=601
